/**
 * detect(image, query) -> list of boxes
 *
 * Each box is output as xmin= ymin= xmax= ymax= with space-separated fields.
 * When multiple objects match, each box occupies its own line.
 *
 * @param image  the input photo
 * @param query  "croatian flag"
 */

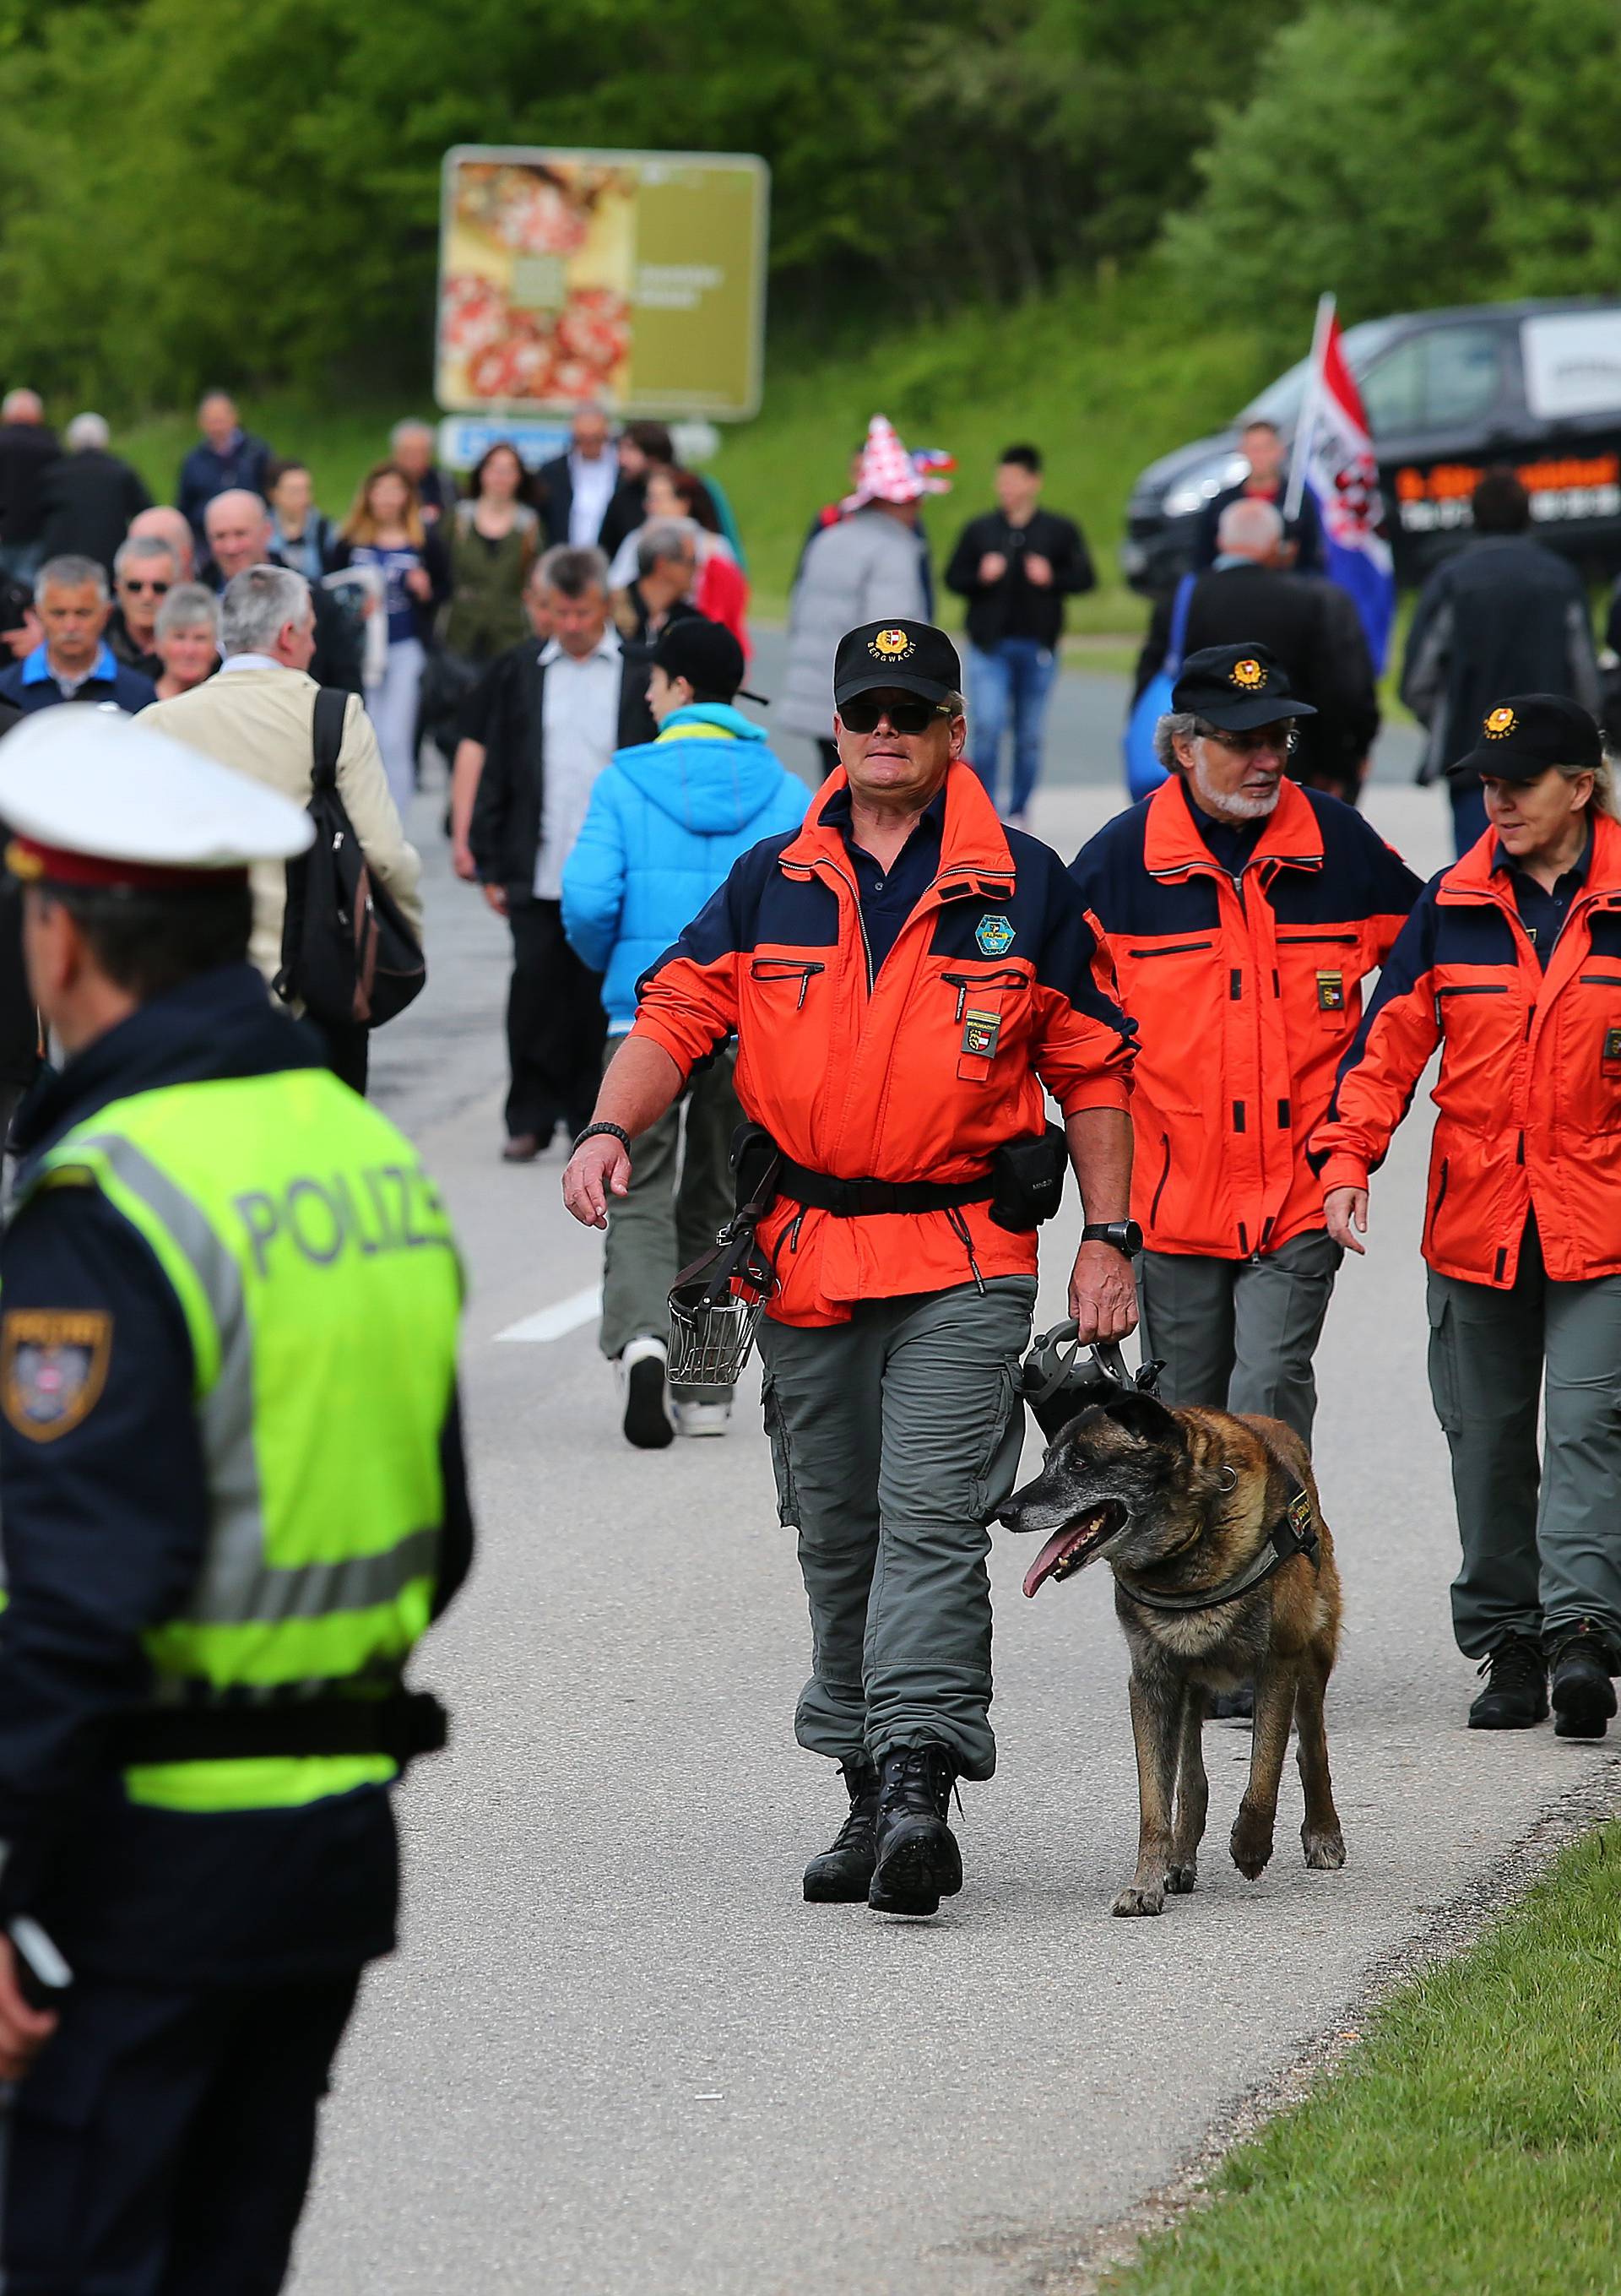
xmin=1288 ymin=295 xmax=1396 ymax=672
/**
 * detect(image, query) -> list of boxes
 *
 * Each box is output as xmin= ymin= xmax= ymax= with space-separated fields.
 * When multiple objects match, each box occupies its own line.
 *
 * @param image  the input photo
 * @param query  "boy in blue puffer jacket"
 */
xmin=562 ymin=617 xmax=808 ymax=1447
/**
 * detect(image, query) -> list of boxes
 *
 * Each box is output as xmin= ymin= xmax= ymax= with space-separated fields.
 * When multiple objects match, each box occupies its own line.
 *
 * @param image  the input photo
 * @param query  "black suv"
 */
xmin=1122 ymin=297 xmax=1621 ymax=595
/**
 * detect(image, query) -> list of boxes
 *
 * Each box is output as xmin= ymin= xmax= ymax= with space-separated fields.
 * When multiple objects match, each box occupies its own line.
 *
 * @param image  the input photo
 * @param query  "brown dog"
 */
xmin=999 ymin=1389 xmax=1345 ymax=1916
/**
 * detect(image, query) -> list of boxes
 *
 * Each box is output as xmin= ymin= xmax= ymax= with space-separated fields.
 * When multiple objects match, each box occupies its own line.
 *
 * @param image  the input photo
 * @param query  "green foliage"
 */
xmin=0 ymin=0 xmax=1301 ymax=406
xmin=1168 ymin=0 xmax=1621 ymax=347
xmin=1103 ymin=1823 xmax=1621 ymax=2295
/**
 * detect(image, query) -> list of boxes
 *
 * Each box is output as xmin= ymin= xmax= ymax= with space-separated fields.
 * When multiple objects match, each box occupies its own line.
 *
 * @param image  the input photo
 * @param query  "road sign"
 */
xmin=436 ymin=146 xmax=768 ymax=421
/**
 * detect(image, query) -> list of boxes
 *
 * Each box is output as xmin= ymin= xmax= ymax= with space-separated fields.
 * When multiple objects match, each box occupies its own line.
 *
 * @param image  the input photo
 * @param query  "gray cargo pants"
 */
xmin=1428 ymin=1225 xmax=1621 ymax=1660
xmin=599 ymin=1041 xmax=740 ymax=1397
xmin=757 ymin=1276 xmax=1036 ymax=1782
xmin=1137 ymin=1229 xmax=1343 ymax=1444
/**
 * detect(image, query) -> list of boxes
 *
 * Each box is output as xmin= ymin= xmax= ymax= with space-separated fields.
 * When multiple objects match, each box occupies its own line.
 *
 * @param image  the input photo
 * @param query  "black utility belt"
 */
xmin=775 ymin=1157 xmax=992 ymax=1218
xmin=771 ymin=1121 xmax=1067 ymax=1233
xmin=111 ymin=1690 xmax=449 ymax=1769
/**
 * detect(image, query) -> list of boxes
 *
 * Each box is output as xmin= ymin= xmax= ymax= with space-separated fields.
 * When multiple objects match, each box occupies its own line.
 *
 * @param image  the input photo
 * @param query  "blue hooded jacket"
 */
xmin=561 ymin=704 xmax=809 ymax=1031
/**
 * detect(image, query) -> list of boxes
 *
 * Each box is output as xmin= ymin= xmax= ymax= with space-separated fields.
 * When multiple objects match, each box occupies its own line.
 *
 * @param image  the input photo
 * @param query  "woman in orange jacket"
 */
xmin=1314 ymin=696 xmax=1621 ymax=1740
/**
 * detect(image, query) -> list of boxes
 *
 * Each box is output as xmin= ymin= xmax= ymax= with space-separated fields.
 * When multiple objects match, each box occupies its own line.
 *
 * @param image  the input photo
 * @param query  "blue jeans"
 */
xmin=968 ymin=638 xmax=1058 ymax=818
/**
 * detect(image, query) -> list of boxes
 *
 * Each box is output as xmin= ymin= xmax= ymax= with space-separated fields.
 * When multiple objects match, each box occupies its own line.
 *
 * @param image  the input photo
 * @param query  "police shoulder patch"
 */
xmin=975 ymin=914 xmax=1016 ymax=957
xmin=2 ymin=1309 xmax=112 ymax=1441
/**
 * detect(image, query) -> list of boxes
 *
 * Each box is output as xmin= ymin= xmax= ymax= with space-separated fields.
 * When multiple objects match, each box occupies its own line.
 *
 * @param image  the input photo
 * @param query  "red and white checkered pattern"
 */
xmin=842 ymin=415 xmax=925 ymax=509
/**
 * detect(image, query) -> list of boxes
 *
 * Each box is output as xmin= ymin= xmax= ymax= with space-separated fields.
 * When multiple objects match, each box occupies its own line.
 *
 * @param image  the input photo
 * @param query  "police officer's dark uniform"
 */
xmin=0 ymin=708 xmax=472 ymax=2293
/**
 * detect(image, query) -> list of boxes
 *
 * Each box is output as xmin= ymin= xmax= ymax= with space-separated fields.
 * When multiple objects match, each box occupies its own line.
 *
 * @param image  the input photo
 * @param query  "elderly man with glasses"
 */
xmin=107 ymin=535 xmax=178 ymax=680
xmin=1071 ymin=644 xmax=1420 ymax=1596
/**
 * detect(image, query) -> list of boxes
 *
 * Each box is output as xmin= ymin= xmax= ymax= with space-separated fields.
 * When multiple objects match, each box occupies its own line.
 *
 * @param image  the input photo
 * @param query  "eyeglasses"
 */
xmin=1200 ymin=724 xmax=1298 ymax=759
xmin=839 ymin=694 xmax=951 ymax=735
xmin=120 ymin=578 xmax=171 ymax=597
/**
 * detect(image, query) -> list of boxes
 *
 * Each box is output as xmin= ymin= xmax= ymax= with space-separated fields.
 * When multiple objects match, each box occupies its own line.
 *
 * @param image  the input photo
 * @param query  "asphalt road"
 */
xmin=290 ymin=713 xmax=1607 ymax=2296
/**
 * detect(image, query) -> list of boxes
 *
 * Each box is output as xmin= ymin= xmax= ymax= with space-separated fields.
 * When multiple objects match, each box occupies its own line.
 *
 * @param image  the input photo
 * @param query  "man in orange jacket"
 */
xmin=1072 ymin=645 xmax=1420 ymax=1712
xmin=563 ymin=619 xmax=1138 ymax=1917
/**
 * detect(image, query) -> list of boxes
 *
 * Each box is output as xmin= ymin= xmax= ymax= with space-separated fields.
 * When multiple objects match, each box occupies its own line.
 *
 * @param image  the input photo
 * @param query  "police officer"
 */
xmin=0 ymin=708 xmax=471 ymax=2292
xmin=564 ymin=619 xmax=1137 ymax=1917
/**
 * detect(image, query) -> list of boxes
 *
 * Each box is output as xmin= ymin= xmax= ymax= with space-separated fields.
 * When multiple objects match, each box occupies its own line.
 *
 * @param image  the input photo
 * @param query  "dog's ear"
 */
xmin=1096 ymin=1388 xmax=1183 ymax=1447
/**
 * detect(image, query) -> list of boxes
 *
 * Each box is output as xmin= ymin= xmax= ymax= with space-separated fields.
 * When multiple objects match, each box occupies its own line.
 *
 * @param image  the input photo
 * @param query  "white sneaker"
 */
xmin=671 ymin=1398 xmax=733 ymax=1439
xmin=616 ymin=1336 xmax=674 ymax=1450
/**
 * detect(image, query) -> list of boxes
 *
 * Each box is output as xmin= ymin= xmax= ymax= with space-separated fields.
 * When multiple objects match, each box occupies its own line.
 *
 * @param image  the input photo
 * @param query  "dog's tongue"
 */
xmin=1022 ymin=1528 xmax=1080 ymax=1600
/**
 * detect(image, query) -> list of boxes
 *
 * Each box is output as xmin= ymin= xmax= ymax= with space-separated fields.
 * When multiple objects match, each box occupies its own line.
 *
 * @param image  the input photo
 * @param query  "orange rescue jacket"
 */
xmin=632 ymin=762 xmax=1136 ymax=1326
xmin=1312 ymin=811 xmax=1621 ymax=1287
xmin=1071 ymin=776 xmax=1419 ymax=1261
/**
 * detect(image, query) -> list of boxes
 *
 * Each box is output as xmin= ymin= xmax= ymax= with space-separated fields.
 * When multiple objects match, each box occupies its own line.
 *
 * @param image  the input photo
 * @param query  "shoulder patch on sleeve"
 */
xmin=2 ymin=1309 xmax=112 ymax=1441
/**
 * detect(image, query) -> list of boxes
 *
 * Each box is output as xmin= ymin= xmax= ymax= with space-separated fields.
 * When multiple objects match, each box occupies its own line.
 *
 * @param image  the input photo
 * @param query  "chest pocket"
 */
xmin=1276 ymin=931 xmax=1360 ymax=1032
xmin=942 ymin=968 xmax=1029 ymax=1083
xmin=748 ymin=957 xmax=826 ymax=1012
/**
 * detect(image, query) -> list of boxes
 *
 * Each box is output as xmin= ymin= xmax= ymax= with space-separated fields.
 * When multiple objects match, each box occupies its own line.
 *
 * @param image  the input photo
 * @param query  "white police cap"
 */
xmin=0 ymin=705 xmax=313 ymax=888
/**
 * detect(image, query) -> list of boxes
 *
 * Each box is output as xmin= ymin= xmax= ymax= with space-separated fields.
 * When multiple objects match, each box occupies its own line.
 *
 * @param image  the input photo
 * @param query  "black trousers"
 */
xmin=505 ymin=893 xmax=607 ymax=1144
xmin=2 ymin=1968 xmax=361 ymax=2293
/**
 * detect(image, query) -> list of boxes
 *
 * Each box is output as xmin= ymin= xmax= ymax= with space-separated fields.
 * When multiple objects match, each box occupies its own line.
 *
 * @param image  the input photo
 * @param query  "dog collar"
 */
xmin=1114 ymin=1481 xmax=1319 ymax=1615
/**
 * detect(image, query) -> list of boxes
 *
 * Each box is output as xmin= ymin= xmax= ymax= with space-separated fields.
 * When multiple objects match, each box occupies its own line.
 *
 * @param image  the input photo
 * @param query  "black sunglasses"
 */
xmin=839 ymin=693 xmax=951 ymax=735
xmin=121 ymin=578 xmax=171 ymax=596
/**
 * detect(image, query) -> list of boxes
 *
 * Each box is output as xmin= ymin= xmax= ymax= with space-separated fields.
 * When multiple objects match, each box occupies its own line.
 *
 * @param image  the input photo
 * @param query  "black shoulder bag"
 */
xmin=275 ymin=687 xmax=427 ymax=1029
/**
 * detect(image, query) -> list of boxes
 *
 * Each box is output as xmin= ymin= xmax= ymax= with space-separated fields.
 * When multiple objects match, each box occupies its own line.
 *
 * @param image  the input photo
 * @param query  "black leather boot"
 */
xmin=1467 ymin=1635 xmax=1548 ymax=1729
xmin=868 ymin=1744 xmax=962 ymax=1917
xmin=802 ymin=1756 xmax=879 ymax=1902
xmin=1549 ymin=1628 xmax=1617 ymax=1740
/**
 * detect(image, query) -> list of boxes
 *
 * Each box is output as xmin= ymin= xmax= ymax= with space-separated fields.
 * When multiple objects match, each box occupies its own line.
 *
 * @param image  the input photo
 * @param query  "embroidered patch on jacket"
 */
xmin=974 ymin=914 xmax=1016 ymax=957
xmin=1316 ymin=969 xmax=1346 ymax=1012
xmin=1604 ymin=1026 xmax=1621 ymax=1064
xmin=1 ymin=1309 xmax=112 ymax=1441
xmin=962 ymin=1007 xmax=1002 ymax=1058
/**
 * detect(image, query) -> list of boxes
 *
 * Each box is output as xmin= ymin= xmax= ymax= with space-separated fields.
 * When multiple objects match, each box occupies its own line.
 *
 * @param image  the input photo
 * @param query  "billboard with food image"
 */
xmin=436 ymin=146 xmax=767 ymax=419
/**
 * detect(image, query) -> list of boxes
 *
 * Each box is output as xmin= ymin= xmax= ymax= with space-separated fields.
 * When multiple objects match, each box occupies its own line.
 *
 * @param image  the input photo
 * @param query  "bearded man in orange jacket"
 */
xmin=564 ymin=619 xmax=1138 ymax=1918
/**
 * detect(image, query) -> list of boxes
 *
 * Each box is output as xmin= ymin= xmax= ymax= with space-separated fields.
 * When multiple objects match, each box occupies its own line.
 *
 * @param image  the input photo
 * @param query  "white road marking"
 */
xmin=496 ymin=1284 xmax=602 ymax=1343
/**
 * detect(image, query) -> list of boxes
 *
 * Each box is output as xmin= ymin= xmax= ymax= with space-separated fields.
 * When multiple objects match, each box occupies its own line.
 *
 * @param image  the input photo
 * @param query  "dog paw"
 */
xmin=1164 ymin=1862 xmax=1197 ymax=1894
xmin=1112 ymin=1884 xmax=1165 ymax=1917
xmin=1303 ymin=1828 xmax=1347 ymax=1870
xmin=1230 ymin=1820 xmax=1274 ymax=1881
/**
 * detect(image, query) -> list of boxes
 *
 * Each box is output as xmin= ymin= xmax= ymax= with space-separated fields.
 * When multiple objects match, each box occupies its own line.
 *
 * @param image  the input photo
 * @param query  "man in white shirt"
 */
xmin=537 ymin=410 xmax=619 ymax=552
xmin=469 ymin=546 xmax=653 ymax=1159
xmin=142 ymin=562 xmax=420 ymax=1094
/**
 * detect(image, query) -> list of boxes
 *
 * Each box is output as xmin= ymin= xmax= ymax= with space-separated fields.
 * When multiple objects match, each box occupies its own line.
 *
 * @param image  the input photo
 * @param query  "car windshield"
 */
xmin=1237 ymin=318 xmax=1405 ymax=428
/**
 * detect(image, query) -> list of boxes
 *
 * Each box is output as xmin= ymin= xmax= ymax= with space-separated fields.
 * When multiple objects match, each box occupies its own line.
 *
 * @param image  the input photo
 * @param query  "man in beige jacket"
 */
xmin=143 ymin=562 xmax=421 ymax=1090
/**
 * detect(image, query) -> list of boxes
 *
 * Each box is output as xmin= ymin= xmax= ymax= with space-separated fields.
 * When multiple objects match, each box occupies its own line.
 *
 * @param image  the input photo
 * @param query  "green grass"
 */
xmin=1102 ymin=1822 xmax=1621 ymax=2296
xmin=116 ymin=265 xmax=1276 ymax=634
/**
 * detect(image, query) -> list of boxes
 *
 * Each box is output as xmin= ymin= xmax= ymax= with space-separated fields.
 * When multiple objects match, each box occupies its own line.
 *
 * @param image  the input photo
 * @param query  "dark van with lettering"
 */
xmin=1122 ymin=297 xmax=1621 ymax=595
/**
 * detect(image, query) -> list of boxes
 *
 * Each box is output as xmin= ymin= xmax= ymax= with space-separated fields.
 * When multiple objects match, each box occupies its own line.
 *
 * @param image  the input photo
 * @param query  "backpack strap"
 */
xmin=312 ymin=687 xmax=348 ymax=793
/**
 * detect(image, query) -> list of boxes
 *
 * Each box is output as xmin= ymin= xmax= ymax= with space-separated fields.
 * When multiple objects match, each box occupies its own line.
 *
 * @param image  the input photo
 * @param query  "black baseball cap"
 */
xmin=1170 ymin=643 xmax=1318 ymax=730
xmin=1447 ymin=693 xmax=1602 ymax=783
xmin=653 ymin=616 xmax=767 ymax=705
xmin=834 ymin=620 xmax=962 ymax=708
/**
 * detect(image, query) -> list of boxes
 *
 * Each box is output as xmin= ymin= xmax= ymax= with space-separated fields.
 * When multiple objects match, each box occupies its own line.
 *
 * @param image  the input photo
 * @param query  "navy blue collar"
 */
xmin=1492 ymin=828 xmax=1592 ymax=891
xmin=821 ymin=782 xmax=947 ymax=846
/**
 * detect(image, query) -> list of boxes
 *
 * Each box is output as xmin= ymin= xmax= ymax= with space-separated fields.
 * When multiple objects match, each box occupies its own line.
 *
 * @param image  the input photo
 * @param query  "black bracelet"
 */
xmin=574 ymin=1121 xmax=632 ymax=1154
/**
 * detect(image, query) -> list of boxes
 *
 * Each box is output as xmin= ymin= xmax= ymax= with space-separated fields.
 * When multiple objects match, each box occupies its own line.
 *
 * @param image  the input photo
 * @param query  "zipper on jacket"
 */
xmin=1149 ymin=1133 xmax=1171 ymax=1227
xmin=941 ymin=968 xmax=1026 ymax=1023
xmin=1426 ymin=1156 xmax=1450 ymax=1248
xmin=1128 ymin=940 xmax=1215 ymax=960
xmin=749 ymin=958 xmax=826 ymax=1011
xmin=1276 ymin=931 xmax=1358 ymax=946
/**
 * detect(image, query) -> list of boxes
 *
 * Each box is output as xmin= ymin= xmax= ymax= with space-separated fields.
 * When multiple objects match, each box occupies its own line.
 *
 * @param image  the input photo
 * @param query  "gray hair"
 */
xmin=1216 ymin=497 xmax=1284 ymax=556
xmin=35 ymin=553 xmax=107 ymax=604
xmin=155 ymin=583 xmax=221 ymax=643
xmin=636 ymin=517 xmax=698 ymax=578
xmin=390 ymin=417 xmax=435 ymax=449
xmin=537 ymin=543 xmax=608 ymax=600
xmin=113 ymin=534 xmax=179 ymax=581
xmin=1564 ymin=751 xmax=1619 ymax=820
xmin=65 ymin=411 xmax=110 ymax=453
xmin=1153 ymin=710 xmax=1206 ymax=771
xmin=219 ymin=563 xmax=310 ymax=655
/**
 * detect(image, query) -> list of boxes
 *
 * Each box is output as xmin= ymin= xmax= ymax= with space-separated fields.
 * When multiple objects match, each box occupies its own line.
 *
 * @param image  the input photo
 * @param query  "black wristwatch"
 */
xmin=1082 ymin=1219 xmax=1143 ymax=1258
xmin=573 ymin=1121 xmax=632 ymax=1154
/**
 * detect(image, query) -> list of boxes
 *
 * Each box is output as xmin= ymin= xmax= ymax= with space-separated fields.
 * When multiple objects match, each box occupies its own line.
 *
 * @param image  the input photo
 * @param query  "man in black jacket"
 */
xmin=944 ymin=444 xmax=1093 ymax=822
xmin=469 ymin=545 xmax=654 ymax=1160
xmin=1136 ymin=500 xmax=1379 ymax=800
xmin=1402 ymin=467 xmax=1600 ymax=854
xmin=0 ymin=392 xmax=60 ymax=588
xmin=535 ymin=405 xmax=619 ymax=550
xmin=37 ymin=415 xmax=151 ymax=578
xmin=1195 ymin=418 xmax=1326 ymax=576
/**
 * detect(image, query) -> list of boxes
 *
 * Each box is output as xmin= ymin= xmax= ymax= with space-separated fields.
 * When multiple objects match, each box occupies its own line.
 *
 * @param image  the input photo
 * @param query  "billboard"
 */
xmin=436 ymin=145 xmax=768 ymax=421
